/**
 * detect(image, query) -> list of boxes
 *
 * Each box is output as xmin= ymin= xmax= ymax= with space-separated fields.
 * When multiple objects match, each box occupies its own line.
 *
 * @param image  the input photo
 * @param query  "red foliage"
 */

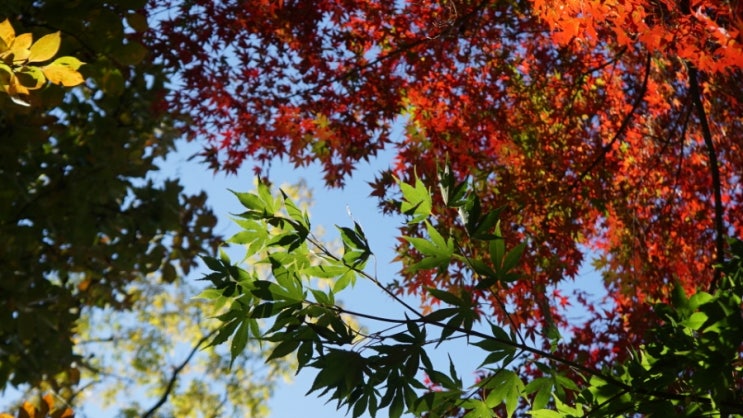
xmin=147 ymin=0 xmax=743 ymax=366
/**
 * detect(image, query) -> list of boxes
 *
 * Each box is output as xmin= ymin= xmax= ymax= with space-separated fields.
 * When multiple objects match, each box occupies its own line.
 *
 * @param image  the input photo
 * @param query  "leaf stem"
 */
xmin=307 ymin=233 xmax=424 ymax=318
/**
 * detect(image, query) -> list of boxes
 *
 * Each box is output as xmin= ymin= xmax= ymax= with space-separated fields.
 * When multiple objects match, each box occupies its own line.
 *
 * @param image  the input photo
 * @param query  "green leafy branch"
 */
xmin=200 ymin=176 xmax=743 ymax=417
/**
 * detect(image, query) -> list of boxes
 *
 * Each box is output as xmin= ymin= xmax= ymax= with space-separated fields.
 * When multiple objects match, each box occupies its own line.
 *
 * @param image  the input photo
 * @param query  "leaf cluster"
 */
xmin=205 ymin=174 xmax=743 ymax=417
xmin=403 ymin=167 xmax=524 ymax=287
xmin=0 ymin=19 xmax=84 ymax=106
xmin=204 ymin=176 xmax=535 ymax=417
xmin=0 ymin=394 xmax=73 ymax=418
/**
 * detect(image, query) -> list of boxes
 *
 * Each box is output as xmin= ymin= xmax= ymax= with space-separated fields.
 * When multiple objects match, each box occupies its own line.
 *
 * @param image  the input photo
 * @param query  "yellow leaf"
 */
xmin=11 ymin=32 xmax=33 ymax=61
xmin=12 ymin=48 xmax=30 ymax=63
xmin=8 ymin=73 xmax=30 ymax=95
xmin=28 ymin=31 xmax=60 ymax=63
xmin=54 ymin=408 xmax=75 ymax=418
xmin=42 ymin=63 xmax=85 ymax=87
xmin=0 ymin=19 xmax=15 ymax=51
xmin=42 ymin=393 xmax=55 ymax=410
xmin=6 ymin=72 xmax=32 ymax=105
xmin=20 ymin=401 xmax=37 ymax=418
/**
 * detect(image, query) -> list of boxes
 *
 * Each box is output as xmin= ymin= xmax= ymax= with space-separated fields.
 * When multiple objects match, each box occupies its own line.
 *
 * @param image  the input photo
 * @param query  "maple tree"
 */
xmin=203 ymin=177 xmax=743 ymax=416
xmin=149 ymin=0 xmax=743 ymax=369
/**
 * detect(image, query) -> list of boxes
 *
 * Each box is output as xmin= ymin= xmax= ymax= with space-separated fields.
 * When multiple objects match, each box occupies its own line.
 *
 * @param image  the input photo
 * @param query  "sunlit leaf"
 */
xmin=42 ymin=61 xmax=85 ymax=87
xmin=398 ymin=174 xmax=432 ymax=223
xmin=28 ymin=31 xmax=60 ymax=63
xmin=0 ymin=19 xmax=15 ymax=49
xmin=230 ymin=320 xmax=250 ymax=366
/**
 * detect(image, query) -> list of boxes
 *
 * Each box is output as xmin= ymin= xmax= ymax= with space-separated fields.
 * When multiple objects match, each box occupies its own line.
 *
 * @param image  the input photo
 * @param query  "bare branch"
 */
xmin=141 ymin=329 xmax=218 ymax=418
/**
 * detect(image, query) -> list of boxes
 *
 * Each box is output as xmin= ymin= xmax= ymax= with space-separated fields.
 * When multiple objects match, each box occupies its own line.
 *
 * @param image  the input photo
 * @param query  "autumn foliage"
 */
xmin=0 ymin=394 xmax=74 ymax=418
xmin=0 ymin=19 xmax=85 ymax=106
xmin=149 ymin=0 xmax=743 ymax=366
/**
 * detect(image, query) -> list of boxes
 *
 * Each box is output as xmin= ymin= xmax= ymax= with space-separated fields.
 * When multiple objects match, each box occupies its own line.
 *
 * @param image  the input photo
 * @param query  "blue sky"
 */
xmin=165 ymin=138 xmax=608 ymax=417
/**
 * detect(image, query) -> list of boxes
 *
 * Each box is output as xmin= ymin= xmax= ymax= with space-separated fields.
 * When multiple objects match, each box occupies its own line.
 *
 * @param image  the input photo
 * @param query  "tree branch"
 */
xmin=326 ymin=302 xmax=743 ymax=413
xmin=571 ymin=52 xmax=652 ymax=189
xmin=687 ymin=64 xmax=726 ymax=292
xmin=306 ymin=233 xmax=425 ymax=319
xmin=141 ymin=329 xmax=217 ymax=418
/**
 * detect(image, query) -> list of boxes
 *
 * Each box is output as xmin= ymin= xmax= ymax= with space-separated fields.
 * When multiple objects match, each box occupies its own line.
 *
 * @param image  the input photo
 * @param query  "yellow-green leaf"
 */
xmin=49 ymin=56 xmax=84 ymax=70
xmin=42 ymin=62 xmax=85 ymax=87
xmin=28 ymin=31 xmax=61 ymax=63
xmin=20 ymin=402 xmax=36 ymax=418
xmin=0 ymin=19 xmax=15 ymax=50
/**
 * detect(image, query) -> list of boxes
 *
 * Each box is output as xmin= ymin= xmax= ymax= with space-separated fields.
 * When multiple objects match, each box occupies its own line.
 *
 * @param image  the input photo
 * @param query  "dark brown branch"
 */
xmin=571 ymin=52 xmax=652 ymax=189
xmin=141 ymin=329 xmax=217 ymax=418
xmin=687 ymin=65 xmax=726 ymax=292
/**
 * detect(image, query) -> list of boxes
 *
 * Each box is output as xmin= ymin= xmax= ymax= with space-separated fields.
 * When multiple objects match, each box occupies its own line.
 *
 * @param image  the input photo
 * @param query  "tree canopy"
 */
xmin=149 ymin=0 xmax=743 ymax=369
xmin=0 ymin=2 xmax=283 ymax=415
xmin=3 ymin=0 xmax=743 ymax=416
xmin=202 ymin=177 xmax=743 ymax=417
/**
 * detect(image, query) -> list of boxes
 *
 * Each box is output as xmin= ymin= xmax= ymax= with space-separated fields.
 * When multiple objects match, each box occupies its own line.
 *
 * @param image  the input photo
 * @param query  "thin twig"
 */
xmin=141 ymin=329 xmax=218 ymax=418
xmin=570 ymin=52 xmax=652 ymax=189
xmin=306 ymin=233 xmax=424 ymax=318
